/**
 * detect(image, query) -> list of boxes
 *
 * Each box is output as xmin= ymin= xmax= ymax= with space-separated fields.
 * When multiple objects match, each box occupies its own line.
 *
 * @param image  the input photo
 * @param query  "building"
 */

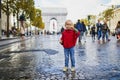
xmin=40 ymin=7 xmax=67 ymax=34
xmin=110 ymin=5 xmax=120 ymax=32
xmin=1 ymin=12 xmax=14 ymax=31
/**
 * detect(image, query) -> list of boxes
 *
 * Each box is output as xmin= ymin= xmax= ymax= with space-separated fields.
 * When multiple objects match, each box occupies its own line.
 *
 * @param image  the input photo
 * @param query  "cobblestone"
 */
xmin=0 ymin=35 xmax=120 ymax=80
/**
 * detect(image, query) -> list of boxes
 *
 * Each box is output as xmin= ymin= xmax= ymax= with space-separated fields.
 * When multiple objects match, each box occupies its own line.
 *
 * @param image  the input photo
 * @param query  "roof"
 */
xmin=40 ymin=7 xmax=68 ymax=14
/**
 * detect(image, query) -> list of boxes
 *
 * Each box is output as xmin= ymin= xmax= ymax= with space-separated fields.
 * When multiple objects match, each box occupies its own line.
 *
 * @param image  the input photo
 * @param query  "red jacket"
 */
xmin=61 ymin=29 xmax=80 ymax=48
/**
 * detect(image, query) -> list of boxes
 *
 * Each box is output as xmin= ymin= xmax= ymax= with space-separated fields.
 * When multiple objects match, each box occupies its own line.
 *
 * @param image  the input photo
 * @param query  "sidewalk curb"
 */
xmin=0 ymin=37 xmax=32 ymax=51
xmin=0 ymin=37 xmax=18 ymax=41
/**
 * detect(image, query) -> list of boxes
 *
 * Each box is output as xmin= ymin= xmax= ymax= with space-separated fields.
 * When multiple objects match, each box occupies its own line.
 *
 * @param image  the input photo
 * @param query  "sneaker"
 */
xmin=71 ymin=67 xmax=75 ymax=72
xmin=63 ymin=67 xmax=68 ymax=72
xmin=98 ymin=40 xmax=100 ymax=43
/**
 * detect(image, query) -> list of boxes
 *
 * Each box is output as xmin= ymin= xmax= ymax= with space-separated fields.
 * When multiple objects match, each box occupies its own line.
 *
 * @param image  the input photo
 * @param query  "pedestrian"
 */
xmin=20 ymin=26 xmax=25 ymax=40
xmin=96 ymin=20 xmax=102 ymax=42
xmin=75 ymin=19 xmax=84 ymax=43
xmin=19 ymin=13 xmax=26 ymax=40
xmin=61 ymin=26 xmax=64 ymax=33
xmin=102 ymin=20 xmax=110 ymax=42
xmin=115 ymin=21 xmax=120 ymax=39
xmin=91 ymin=24 xmax=96 ymax=41
xmin=60 ymin=20 xmax=80 ymax=72
xmin=81 ymin=21 xmax=87 ymax=42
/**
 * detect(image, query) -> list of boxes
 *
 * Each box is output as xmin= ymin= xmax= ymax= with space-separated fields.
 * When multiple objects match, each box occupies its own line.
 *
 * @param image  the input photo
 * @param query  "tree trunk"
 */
xmin=6 ymin=0 xmax=9 ymax=37
xmin=6 ymin=14 xmax=9 ymax=37
xmin=17 ymin=12 xmax=19 ymax=29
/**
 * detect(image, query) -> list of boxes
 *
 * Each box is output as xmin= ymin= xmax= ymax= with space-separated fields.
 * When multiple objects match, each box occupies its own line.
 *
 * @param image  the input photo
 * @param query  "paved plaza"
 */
xmin=0 ymin=35 xmax=120 ymax=80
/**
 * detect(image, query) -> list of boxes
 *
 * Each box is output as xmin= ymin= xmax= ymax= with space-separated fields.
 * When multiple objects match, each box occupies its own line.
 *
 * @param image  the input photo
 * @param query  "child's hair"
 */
xmin=65 ymin=20 xmax=73 ymax=26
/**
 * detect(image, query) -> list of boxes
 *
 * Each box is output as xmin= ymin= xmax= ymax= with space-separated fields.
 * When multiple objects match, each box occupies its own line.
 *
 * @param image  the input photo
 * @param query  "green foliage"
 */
xmin=81 ymin=18 xmax=89 ymax=26
xmin=1 ymin=0 xmax=15 ymax=15
xmin=32 ymin=9 xmax=44 ymax=29
xmin=1 ymin=0 xmax=44 ymax=30
xmin=102 ymin=8 xmax=114 ymax=21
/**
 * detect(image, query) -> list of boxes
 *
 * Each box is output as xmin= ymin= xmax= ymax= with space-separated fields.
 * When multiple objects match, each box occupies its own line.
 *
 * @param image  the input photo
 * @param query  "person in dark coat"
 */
xmin=75 ymin=20 xmax=86 ymax=43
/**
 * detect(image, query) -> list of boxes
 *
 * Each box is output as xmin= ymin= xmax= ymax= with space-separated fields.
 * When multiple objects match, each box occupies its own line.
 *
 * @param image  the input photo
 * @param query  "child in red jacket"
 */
xmin=60 ymin=20 xmax=80 ymax=72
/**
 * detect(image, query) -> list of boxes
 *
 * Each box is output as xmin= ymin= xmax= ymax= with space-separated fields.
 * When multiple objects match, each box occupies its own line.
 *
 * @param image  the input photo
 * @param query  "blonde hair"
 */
xmin=65 ymin=20 xmax=74 ymax=26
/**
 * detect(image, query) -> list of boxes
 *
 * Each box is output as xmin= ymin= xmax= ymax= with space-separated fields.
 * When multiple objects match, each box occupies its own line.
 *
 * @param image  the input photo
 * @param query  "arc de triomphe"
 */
xmin=41 ymin=7 xmax=67 ymax=33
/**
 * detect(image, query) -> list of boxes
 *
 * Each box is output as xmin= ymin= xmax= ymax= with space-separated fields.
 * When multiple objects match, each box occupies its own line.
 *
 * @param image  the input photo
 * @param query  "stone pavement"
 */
xmin=0 ymin=35 xmax=120 ymax=80
xmin=33 ymin=35 xmax=120 ymax=80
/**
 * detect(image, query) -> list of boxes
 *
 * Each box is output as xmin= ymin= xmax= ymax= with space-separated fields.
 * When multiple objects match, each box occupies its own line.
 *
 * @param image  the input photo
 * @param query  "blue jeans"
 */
xmin=102 ymin=31 xmax=109 ymax=41
xmin=97 ymin=30 xmax=102 ymax=40
xmin=78 ymin=31 xmax=84 ymax=42
xmin=64 ymin=47 xmax=75 ymax=67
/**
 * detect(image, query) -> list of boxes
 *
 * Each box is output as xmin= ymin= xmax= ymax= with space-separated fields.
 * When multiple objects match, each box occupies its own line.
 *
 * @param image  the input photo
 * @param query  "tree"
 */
xmin=15 ymin=0 xmax=35 ymax=29
xmin=32 ymin=9 xmax=44 ymax=29
xmin=2 ymin=0 xmax=43 ymax=36
xmin=2 ymin=0 xmax=16 ymax=37
xmin=81 ymin=18 xmax=89 ymax=26
xmin=102 ymin=8 xmax=114 ymax=21
xmin=41 ymin=22 xmax=45 ymax=29
xmin=102 ymin=8 xmax=114 ymax=28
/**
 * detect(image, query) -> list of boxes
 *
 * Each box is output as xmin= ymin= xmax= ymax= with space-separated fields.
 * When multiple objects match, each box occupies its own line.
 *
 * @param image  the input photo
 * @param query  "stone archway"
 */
xmin=41 ymin=7 xmax=68 ymax=33
xmin=50 ymin=18 xmax=57 ymax=33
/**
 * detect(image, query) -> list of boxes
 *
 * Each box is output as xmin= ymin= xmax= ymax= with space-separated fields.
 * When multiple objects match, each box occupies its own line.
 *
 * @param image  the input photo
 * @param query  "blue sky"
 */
xmin=34 ymin=0 xmax=119 ymax=22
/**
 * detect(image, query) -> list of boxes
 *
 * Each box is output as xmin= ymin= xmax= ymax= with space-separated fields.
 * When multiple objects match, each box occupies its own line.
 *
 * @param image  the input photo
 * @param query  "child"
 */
xmin=60 ymin=20 xmax=80 ymax=72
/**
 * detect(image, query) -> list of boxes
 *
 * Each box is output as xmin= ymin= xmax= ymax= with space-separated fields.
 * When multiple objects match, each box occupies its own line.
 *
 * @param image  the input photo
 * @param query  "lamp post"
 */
xmin=0 ymin=0 xmax=1 ymax=38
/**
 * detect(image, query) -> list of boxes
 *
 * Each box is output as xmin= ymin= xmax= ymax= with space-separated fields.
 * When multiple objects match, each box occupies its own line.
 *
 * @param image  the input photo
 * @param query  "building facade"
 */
xmin=1 ymin=12 xmax=13 ymax=31
xmin=110 ymin=5 xmax=120 ymax=32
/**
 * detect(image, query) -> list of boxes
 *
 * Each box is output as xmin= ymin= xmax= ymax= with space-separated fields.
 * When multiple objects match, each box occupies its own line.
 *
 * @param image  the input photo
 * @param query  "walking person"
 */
xmin=81 ymin=21 xmax=87 ymax=42
xmin=91 ymin=24 xmax=96 ymax=41
xmin=60 ymin=20 xmax=80 ymax=72
xmin=19 ymin=13 xmax=26 ymax=40
xmin=96 ymin=20 xmax=102 ymax=42
xmin=102 ymin=20 xmax=110 ymax=42
xmin=115 ymin=21 xmax=120 ymax=40
xmin=61 ymin=26 xmax=64 ymax=33
xmin=75 ymin=19 xmax=84 ymax=43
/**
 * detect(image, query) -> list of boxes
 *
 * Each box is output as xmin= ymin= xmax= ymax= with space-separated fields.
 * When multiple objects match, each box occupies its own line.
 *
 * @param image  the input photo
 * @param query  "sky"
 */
xmin=34 ymin=0 xmax=120 ymax=22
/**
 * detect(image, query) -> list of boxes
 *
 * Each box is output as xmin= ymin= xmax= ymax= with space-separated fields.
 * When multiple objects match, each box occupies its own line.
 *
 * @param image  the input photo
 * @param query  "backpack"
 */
xmin=76 ymin=22 xmax=83 ymax=31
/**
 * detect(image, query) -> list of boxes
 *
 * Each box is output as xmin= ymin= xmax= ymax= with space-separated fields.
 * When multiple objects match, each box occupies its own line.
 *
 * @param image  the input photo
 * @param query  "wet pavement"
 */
xmin=0 ymin=35 xmax=120 ymax=80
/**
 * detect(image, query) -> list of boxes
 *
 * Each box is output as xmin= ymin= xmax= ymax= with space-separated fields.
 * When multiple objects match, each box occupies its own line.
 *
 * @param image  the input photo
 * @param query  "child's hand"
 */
xmin=70 ymin=25 xmax=74 ymax=29
xmin=59 ymin=40 xmax=63 ymax=45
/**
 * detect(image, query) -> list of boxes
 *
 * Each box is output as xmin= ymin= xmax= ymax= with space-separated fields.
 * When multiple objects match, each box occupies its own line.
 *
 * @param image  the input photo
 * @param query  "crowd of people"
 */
xmin=60 ymin=19 xmax=120 ymax=43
